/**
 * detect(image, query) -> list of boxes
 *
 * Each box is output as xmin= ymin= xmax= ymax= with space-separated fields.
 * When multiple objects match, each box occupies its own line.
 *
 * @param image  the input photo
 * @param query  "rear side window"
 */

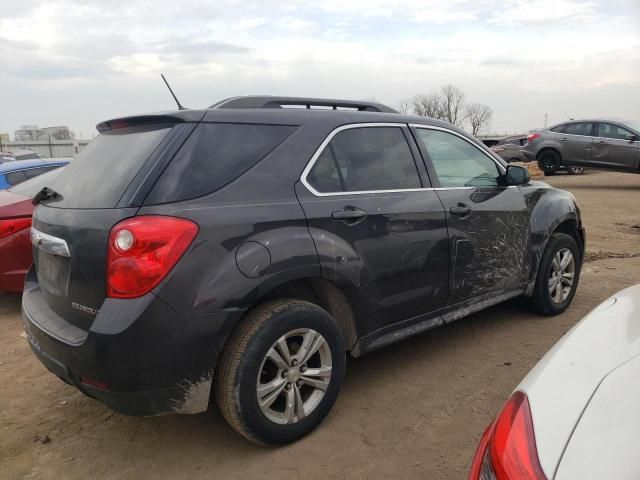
xmin=6 ymin=170 xmax=27 ymax=186
xmin=549 ymin=124 xmax=566 ymax=133
xmin=48 ymin=126 xmax=171 ymax=209
xmin=9 ymin=168 xmax=64 ymax=196
xmin=146 ymin=123 xmax=296 ymax=203
xmin=23 ymin=165 xmax=59 ymax=180
xmin=564 ymin=123 xmax=593 ymax=136
xmin=306 ymin=127 xmax=421 ymax=193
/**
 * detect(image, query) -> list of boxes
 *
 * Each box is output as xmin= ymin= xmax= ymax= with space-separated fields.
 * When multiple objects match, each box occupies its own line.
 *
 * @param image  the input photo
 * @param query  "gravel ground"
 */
xmin=1 ymin=169 xmax=639 ymax=480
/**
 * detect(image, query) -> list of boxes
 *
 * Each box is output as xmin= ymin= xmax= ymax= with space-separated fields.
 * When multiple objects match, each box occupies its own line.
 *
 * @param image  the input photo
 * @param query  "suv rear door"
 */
xmin=591 ymin=122 xmax=640 ymax=171
xmin=411 ymin=125 xmax=530 ymax=304
xmin=296 ymin=123 xmax=449 ymax=333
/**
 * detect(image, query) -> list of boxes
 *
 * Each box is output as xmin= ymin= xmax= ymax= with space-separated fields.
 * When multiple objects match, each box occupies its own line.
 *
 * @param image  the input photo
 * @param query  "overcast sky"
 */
xmin=1 ymin=0 xmax=639 ymax=138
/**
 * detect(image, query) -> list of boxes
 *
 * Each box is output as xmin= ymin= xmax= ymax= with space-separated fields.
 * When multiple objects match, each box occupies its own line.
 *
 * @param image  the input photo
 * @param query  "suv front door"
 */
xmin=412 ymin=126 xmax=530 ymax=305
xmin=560 ymin=122 xmax=594 ymax=166
xmin=296 ymin=124 xmax=450 ymax=333
xmin=591 ymin=122 xmax=640 ymax=170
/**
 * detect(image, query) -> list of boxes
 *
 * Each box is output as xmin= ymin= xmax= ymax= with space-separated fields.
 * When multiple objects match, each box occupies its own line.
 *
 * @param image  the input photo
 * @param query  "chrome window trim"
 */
xmin=409 ymin=124 xmax=507 ymax=175
xmin=300 ymin=123 xmax=433 ymax=197
xmin=31 ymin=227 xmax=70 ymax=257
xmin=300 ymin=122 xmax=512 ymax=197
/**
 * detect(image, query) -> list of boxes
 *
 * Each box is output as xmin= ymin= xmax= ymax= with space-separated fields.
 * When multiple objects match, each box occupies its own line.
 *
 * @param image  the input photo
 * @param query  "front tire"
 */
xmin=529 ymin=233 xmax=581 ymax=316
xmin=215 ymin=299 xmax=345 ymax=445
xmin=537 ymin=150 xmax=561 ymax=175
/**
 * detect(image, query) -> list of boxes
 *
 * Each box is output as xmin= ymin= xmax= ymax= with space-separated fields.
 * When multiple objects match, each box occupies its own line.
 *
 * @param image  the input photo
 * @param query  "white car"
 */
xmin=469 ymin=284 xmax=640 ymax=479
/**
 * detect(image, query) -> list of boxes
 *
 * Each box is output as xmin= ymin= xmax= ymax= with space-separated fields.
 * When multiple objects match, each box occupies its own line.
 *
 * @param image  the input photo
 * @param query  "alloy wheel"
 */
xmin=256 ymin=328 xmax=332 ymax=425
xmin=548 ymin=248 xmax=575 ymax=304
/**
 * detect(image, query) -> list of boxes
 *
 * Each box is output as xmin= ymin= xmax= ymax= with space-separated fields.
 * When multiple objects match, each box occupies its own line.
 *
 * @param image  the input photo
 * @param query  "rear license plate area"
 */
xmin=36 ymin=250 xmax=70 ymax=297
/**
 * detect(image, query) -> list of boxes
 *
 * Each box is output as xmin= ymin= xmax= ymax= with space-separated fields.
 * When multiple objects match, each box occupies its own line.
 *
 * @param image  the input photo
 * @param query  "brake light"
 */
xmin=0 ymin=217 xmax=32 ymax=239
xmin=107 ymin=216 xmax=198 ymax=299
xmin=469 ymin=392 xmax=547 ymax=480
xmin=526 ymin=133 xmax=541 ymax=144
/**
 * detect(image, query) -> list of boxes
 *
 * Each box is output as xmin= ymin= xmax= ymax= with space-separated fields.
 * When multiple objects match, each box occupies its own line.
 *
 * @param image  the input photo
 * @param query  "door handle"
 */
xmin=560 ymin=137 xmax=568 ymax=141
xmin=331 ymin=207 xmax=367 ymax=222
xmin=450 ymin=203 xmax=472 ymax=216
xmin=598 ymin=140 xmax=606 ymax=144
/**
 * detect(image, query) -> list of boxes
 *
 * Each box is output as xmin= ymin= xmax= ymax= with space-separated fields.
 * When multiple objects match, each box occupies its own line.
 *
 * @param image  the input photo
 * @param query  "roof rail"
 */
xmin=209 ymin=96 xmax=398 ymax=113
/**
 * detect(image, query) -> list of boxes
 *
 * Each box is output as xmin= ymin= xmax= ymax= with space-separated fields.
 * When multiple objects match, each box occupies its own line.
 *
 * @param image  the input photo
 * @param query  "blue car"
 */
xmin=0 ymin=158 xmax=71 ymax=189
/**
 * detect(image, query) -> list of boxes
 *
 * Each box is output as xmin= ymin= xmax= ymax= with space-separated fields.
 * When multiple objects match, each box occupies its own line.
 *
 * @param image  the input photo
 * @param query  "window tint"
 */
xmin=22 ymin=165 xmax=59 ymax=180
xmin=9 ymin=168 xmax=64 ymax=196
xmin=306 ymin=147 xmax=343 ymax=193
xmin=48 ymin=125 xmax=171 ymax=208
xmin=147 ymin=123 xmax=296 ymax=203
xmin=564 ymin=123 xmax=593 ymax=136
xmin=5 ymin=170 xmax=27 ymax=186
xmin=416 ymin=129 xmax=501 ymax=188
xmin=307 ymin=127 xmax=420 ymax=193
xmin=550 ymin=124 xmax=566 ymax=133
xmin=597 ymin=123 xmax=632 ymax=140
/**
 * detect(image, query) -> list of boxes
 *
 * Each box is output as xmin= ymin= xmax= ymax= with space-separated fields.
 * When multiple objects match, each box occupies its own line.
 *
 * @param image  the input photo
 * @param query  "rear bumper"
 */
xmin=22 ymin=269 xmax=245 ymax=416
xmin=522 ymin=149 xmax=536 ymax=161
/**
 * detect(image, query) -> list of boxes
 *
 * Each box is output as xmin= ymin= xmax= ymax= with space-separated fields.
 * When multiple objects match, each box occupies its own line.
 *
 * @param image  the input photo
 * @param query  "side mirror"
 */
xmin=625 ymin=133 xmax=638 ymax=142
xmin=505 ymin=164 xmax=530 ymax=186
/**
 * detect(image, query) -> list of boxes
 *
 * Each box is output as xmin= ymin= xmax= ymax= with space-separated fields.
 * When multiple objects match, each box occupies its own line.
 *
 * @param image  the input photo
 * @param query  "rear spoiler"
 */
xmin=96 ymin=111 xmax=206 ymax=133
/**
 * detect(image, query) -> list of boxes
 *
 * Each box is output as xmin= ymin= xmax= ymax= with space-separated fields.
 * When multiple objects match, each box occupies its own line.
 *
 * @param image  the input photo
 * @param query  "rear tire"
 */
xmin=215 ymin=299 xmax=345 ymax=445
xmin=537 ymin=150 xmax=561 ymax=175
xmin=529 ymin=233 xmax=581 ymax=316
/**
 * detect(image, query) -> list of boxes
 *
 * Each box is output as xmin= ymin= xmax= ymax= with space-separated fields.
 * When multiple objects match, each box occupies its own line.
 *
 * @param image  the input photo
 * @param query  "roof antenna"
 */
xmin=161 ymin=74 xmax=186 ymax=110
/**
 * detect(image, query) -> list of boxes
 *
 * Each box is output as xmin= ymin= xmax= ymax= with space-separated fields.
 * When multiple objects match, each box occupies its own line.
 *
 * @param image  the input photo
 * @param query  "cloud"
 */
xmin=0 ymin=0 xmax=638 ymax=137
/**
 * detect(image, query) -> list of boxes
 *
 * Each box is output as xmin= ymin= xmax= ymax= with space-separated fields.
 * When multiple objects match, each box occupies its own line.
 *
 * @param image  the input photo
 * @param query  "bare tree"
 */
xmin=411 ymin=93 xmax=445 ymax=119
xmin=465 ymin=103 xmax=493 ymax=136
xmin=440 ymin=84 xmax=466 ymax=127
xmin=397 ymin=99 xmax=411 ymax=114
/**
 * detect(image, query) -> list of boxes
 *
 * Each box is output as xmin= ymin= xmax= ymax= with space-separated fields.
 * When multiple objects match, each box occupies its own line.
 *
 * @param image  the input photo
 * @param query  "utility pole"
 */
xmin=544 ymin=113 xmax=548 ymax=128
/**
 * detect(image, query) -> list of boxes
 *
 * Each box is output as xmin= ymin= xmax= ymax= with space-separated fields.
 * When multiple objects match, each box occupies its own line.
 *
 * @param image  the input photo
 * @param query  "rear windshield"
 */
xmin=145 ymin=123 xmax=296 ymax=204
xmin=46 ymin=125 xmax=171 ymax=209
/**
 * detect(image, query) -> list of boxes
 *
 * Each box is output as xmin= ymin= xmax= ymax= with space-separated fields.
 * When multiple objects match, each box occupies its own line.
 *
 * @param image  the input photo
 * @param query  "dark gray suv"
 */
xmin=22 ymin=96 xmax=585 ymax=445
xmin=524 ymin=119 xmax=640 ymax=174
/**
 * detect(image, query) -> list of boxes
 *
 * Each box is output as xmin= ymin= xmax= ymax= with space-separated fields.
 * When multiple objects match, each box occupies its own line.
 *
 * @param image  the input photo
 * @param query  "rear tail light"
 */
xmin=469 ymin=392 xmax=547 ymax=480
xmin=0 ymin=217 xmax=32 ymax=239
xmin=107 ymin=215 xmax=198 ymax=299
xmin=526 ymin=133 xmax=541 ymax=144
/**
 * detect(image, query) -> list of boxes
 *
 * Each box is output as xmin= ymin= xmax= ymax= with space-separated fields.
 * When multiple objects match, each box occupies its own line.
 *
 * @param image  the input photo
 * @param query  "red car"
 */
xmin=0 ymin=169 xmax=64 ymax=292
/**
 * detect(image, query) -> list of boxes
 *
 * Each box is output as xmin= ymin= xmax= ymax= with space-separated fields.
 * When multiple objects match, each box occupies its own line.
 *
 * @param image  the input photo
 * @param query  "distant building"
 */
xmin=14 ymin=125 xmax=75 ymax=141
xmin=0 ymin=133 xmax=9 ymax=148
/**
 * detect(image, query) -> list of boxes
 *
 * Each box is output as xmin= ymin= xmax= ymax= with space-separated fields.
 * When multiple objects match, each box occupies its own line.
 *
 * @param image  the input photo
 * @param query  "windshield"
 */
xmin=8 ymin=167 xmax=65 ymax=197
xmin=624 ymin=120 xmax=640 ymax=133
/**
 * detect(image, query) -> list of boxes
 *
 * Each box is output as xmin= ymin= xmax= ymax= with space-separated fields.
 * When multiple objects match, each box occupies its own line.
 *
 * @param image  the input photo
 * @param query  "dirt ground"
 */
xmin=1 ymin=170 xmax=639 ymax=480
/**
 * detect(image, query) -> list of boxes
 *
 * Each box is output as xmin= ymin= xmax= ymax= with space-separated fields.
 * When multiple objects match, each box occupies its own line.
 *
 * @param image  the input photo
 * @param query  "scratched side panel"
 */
xmin=435 ymin=186 xmax=531 ymax=303
xmin=296 ymin=184 xmax=450 ymax=335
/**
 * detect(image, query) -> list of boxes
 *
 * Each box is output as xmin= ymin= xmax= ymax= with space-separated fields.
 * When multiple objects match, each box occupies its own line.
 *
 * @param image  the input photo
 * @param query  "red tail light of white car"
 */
xmin=470 ymin=285 xmax=640 ymax=480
